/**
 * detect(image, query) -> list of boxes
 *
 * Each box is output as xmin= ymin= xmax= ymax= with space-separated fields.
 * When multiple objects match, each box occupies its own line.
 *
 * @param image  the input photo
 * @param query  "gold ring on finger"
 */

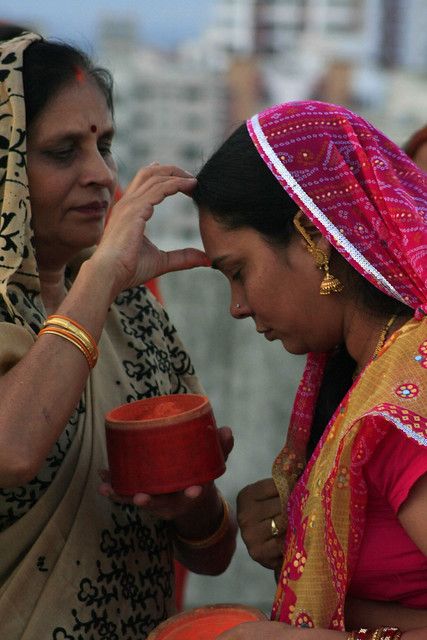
xmin=271 ymin=517 xmax=280 ymax=537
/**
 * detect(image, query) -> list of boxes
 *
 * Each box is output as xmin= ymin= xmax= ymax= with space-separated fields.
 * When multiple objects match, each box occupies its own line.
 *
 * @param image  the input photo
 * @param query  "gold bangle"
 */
xmin=173 ymin=494 xmax=231 ymax=549
xmin=38 ymin=326 xmax=96 ymax=370
xmin=45 ymin=314 xmax=98 ymax=367
xmin=372 ymin=629 xmax=402 ymax=640
xmin=379 ymin=630 xmax=402 ymax=640
xmin=46 ymin=314 xmax=98 ymax=360
xmin=347 ymin=629 xmax=402 ymax=640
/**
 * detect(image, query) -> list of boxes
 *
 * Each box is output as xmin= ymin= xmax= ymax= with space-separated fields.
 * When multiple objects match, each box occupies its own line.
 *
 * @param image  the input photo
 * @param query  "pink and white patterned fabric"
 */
xmin=247 ymin=100 xmax=427 ymax=318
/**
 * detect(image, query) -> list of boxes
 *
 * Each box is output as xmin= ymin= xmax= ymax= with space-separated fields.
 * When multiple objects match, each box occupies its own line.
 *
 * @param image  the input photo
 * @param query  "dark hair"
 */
xmin=193 ymin=123 xmax=299 ymax=245
xmin=194 ymin=123 xmax=413 ymax=454
xmin=22 ymin=39 xmax=114 ymax=129
xmin=403 ymin=124 xmax=427 ymax=159
xmin=0 ymin=23 xmax=29 ymax=41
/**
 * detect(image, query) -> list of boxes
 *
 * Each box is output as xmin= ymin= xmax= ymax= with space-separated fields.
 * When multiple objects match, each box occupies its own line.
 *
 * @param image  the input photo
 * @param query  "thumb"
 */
xmin=159 ymin=248 xmax=210 ymax=275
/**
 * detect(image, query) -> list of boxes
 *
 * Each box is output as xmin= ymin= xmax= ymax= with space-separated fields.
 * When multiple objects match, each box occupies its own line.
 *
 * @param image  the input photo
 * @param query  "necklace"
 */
xmin=372 ymin=314 xmax=398 ymax=360
xmin=352 ymin=314 xmax=398 ymax=380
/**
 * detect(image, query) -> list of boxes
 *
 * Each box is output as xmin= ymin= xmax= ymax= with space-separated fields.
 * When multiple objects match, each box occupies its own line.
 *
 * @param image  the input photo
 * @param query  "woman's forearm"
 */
xmin=172 ymin=485 xmax=237 ymax=575
xmin=0 ymin=257 xmax=118 ymax=486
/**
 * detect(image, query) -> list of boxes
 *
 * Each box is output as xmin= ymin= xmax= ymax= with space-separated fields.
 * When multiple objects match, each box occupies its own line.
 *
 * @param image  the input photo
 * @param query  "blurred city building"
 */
xmin=181 ymin=0 xmax=427 ymax=137
xmin=99 ymin=16 xmax=227 ymax=244
xmin=98 ymin=3 xmax=427 ymax=245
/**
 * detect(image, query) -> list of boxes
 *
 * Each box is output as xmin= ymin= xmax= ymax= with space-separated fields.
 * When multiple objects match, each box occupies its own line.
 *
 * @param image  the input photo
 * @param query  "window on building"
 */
xmin=134 ymin=85 xmax=152 ymax=100
xmin=132 ymin=112 xmax=151 ymax=128
xmin=185 ymin=113 xmax=203 ymax=130
xmin=180 ymin=144 xmax=201 ymax=163
xmin=131 ymin=143 xmax=152 ymax=159
xmin=182 ymin=86 xmax=203 ymax=101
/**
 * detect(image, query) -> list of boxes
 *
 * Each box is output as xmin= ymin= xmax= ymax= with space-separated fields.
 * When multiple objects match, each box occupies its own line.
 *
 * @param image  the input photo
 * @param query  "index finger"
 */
xmin=126 ymin=164 xmax=194 ymax=194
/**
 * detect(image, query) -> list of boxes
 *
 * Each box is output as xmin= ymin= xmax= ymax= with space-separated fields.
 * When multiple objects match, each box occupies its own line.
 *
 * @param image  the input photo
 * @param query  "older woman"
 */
xmin=192 ymin=101 xmax=427 ymax=639
xmin=0 ymin=33 xmax=236 ymax=639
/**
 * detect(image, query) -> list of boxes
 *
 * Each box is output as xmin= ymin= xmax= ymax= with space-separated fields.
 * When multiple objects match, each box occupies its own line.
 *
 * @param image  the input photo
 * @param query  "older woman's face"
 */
xmin=199 ymin=211 xmax=346 ymax=355
xmin=26 ymin=77 xmax=117 ymax=269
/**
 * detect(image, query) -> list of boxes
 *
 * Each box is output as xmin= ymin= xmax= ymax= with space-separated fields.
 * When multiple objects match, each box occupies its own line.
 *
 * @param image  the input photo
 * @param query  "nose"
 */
xmin=80 ymin=148 xmax=116 ymax=192
xmin=230 ymin=300 xmax=251 ymax=320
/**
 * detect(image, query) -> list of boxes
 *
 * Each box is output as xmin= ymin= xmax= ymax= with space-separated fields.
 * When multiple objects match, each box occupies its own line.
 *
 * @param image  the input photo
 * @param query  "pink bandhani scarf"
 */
xmin=246 ymin=101 xmax=427 ymax=629
xmin=247 ymin=100 xmax=427 ymax=318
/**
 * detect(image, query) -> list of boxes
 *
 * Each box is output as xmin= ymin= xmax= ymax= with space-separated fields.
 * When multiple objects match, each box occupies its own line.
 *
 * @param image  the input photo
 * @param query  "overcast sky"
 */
xmin=1 ymin=0 xmax=216 ymax=50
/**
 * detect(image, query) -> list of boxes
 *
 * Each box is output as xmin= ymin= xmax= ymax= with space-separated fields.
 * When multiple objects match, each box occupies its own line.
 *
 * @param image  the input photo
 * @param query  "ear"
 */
xmin=293 ymin=210 xmax=332 ymax=257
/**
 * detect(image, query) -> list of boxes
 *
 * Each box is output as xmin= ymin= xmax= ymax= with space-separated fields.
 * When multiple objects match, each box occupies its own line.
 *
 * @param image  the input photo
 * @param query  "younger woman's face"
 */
xmin=26 ymin=77 xmax=117 ymax=269
xmin=199 ymin=211 xmax=345 ymax=355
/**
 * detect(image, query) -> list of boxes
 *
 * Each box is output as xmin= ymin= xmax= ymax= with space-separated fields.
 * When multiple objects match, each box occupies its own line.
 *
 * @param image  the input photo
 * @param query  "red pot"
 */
xmin=147 ymin=603 xmax=267 ymax=639
xmin=105 ymin=394 xmax=225 ymax=495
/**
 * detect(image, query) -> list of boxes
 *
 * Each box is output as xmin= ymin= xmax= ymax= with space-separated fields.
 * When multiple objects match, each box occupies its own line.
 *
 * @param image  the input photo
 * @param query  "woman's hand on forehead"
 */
xmin=90 ymin=163 xmax=209 ymax=299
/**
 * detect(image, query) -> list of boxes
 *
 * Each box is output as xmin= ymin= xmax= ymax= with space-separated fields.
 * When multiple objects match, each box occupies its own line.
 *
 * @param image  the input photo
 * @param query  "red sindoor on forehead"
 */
xmin=73 ymin=65 xmax=84 ymax=82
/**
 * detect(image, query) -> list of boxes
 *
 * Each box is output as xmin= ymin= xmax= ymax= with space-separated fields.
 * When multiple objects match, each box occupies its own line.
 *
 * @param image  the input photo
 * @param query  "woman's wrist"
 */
xmin=172 ymin=486 xmax=228 ymax=547
xmin=81 ymin=252 xmax=125 ymax=306
xmin=171 ymin=487 xmax=237 ymax=575
xmin=173 ymin=493 xmax=231 ymax=549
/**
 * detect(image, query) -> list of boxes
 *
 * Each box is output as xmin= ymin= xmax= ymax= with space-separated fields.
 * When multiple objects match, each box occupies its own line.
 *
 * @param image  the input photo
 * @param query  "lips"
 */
xmin=72 ymin=200 xmax=109 ymax=214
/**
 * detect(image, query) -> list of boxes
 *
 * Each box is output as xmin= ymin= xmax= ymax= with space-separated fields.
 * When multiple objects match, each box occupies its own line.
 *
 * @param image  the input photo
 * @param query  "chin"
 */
xmin=280 ymin=339 xmax=309 ymax=355
xmin=73 ymin=229 xmax=103 ymax=250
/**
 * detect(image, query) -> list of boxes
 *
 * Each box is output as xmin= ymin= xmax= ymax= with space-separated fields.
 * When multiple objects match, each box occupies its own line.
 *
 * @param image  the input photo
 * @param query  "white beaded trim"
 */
xmin=249 ymin=113 xmax=405 ymax=304
xmin=368 ymin=411 xmax=427 ymax=447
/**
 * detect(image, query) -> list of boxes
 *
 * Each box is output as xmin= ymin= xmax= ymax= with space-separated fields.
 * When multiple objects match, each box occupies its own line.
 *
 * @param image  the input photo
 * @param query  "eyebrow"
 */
xmin=39 ymin=126 xmax=115 ymax=145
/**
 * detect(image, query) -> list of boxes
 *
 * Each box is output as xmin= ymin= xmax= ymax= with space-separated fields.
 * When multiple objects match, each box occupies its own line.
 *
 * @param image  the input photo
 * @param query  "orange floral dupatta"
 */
xmin=272 ymin=318 xmax=427 ymax=629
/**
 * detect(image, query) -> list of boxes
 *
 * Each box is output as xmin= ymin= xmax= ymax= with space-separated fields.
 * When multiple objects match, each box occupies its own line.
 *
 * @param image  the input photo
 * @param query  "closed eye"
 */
xmin=98 ymin=135 xmax=113 ymax=157
xmin=44 ymin=147 xmax=75 ymax=162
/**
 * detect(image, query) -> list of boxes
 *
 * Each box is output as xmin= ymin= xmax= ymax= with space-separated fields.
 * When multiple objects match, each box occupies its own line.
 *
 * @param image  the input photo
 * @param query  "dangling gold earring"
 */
xmin=318 ymin=257 xmax=344 ymax=295
xmin=293 ymin=211 xmax=344 ymax=296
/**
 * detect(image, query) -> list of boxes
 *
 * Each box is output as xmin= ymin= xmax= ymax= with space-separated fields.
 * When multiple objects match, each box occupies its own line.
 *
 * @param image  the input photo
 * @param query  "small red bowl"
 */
xmin=147 ymin=603 xmax=267 ymax=639
xmin=105 ymin=394 xmax=225 ymax=495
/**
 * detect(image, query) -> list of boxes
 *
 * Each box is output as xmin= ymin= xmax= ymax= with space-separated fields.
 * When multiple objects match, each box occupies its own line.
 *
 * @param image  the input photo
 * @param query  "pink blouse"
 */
xmin=348 ymin=424 xmax=427 ymax=607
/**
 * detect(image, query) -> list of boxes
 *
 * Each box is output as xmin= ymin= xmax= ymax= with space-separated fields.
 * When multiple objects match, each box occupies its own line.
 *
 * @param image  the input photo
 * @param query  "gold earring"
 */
xmin=293 ymin=211 xmax=343 ymax=296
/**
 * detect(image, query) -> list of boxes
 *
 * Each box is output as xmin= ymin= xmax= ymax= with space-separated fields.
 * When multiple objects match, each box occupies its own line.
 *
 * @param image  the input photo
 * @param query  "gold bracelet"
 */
xmin=38 ymin=326 xmax=96 ymax=370
xmin=347 ymin=629 xmax=402 ymax=640
xmin=46 ymin=314 xmax=98 ymax=363
xmin=378 ymin=629 xmax=402 ymax=640
xmin=45 ymin=314 xmax=98 ymax=367
xmin=173 ymin=494 xmax=231 ymax=549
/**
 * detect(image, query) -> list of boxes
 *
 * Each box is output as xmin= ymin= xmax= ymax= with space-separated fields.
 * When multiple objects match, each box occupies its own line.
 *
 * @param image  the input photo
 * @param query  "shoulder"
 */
xmin=363 ymin=415 xmax=427 ymax=513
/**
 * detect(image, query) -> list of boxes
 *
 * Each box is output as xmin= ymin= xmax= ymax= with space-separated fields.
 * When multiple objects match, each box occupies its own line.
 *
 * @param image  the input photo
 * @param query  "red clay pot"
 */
xmin=147 ymin=603 xmax=267 ymax=639
xmin=105 ymin=394 xmax=225 ymax=495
